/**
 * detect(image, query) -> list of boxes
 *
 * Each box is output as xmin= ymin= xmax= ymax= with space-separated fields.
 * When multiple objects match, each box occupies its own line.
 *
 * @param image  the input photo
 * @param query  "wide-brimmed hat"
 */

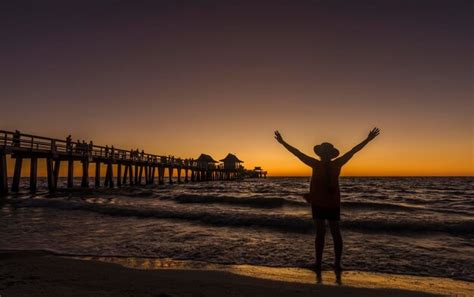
xmin=314 ymin=142 xmax=339 ymax=159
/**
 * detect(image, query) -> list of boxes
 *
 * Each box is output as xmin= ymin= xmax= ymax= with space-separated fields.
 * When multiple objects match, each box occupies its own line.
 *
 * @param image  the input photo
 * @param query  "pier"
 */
xmin=0 ymin=130 xmax=266 ymax=196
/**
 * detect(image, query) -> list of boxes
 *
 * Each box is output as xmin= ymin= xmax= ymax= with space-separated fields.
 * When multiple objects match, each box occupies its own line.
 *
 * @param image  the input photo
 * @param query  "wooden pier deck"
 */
xmin=0 ymin=130 xmax=265 ymax=196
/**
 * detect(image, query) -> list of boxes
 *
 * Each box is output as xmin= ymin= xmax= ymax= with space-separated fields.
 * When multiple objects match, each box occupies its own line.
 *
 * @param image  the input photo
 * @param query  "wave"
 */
xmin=14 ymin=199 xmax=473 ymax=237
xmin=342 ymin=201 xmax=419 ymax=211
xmin=26 ymin=188 xmax=474 ymax=216
xmin=162 ymin=194 xmax=305 ymax=208
xmin=163 ymin=194 xmax=429 ymax=213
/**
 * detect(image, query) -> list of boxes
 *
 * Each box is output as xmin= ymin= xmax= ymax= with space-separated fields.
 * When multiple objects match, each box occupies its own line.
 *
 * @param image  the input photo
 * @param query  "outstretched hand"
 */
xmin=274 ymin=130 xmax=284 ymax=144
xmin=367 ymin=127 xmax=380 ymax=141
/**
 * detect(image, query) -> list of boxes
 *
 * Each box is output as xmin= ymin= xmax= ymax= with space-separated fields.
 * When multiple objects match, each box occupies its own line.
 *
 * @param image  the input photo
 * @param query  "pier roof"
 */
xmin=220 ymin=153 xmax=243 ymax=163
xmin=196 ymin=153 xmax=218 ymax=163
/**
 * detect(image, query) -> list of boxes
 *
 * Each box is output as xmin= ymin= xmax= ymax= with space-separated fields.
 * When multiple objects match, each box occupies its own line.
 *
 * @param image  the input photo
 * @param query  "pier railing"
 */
xmin=0 ymin=130 xmax=191 ymax=166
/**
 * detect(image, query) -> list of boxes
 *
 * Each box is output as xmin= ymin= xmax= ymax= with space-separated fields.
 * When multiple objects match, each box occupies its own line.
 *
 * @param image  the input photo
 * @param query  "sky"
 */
xmin=1 ymin=0 xmax=472 ymax=176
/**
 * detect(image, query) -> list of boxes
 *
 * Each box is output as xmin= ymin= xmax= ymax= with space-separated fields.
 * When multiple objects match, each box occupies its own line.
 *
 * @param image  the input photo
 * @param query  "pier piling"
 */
xmin=117 ymin=163 xmax=122 ymax=187
xmin=144 ymin=165 xmax=149 ymax=184
xmin=138 ymin=165 xmax=143 ymax=185
xmin=12 ymin=157 xmax=23 ymax=192
xmin=107 ymin=163 xmax=114 ymax=188
xmin=95 ymin=161 xmax=101 ymax=188
xmin=158 ymin=165 xmax=164 ymax=185
xmin=168 ymin=166 xmax=173 ymax=184
xmin=0 ymin=153 xmax=8 ymax=196
xmin=30 ymin=157 xmax=38 ymax=192
xmin=123 ymin=165 xmax=129 ymax=185
xmin=67 ymin=159 xmax=74 ymax=188
xmin=129 ymin=164 xmax=134 ymax=185
xmin=81 ymin=159 xmax=89 ymax=188
xmin=150 ymin=166 xmax=156 ymax=184
xmin=134 ymin=165 xmax=139 ymax=185
xmin=46 ymin=158 xmax=55 ymax=192
xmin=53 ymin=160 xmax=61 ymax=188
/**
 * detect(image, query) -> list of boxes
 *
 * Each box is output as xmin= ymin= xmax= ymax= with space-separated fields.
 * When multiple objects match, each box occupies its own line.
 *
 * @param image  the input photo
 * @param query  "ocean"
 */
xmin=0 ymin=177 xmax=472 ymax=281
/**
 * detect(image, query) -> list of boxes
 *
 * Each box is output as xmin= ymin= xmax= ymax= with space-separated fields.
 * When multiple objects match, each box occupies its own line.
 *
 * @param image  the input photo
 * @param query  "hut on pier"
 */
xmin=252 ymin=166 xmax=267 ymax=178
xmin=220 ymin=153 xmax=243 ymax=171
xmin=195 ymin=153 xmax=218 ymax=170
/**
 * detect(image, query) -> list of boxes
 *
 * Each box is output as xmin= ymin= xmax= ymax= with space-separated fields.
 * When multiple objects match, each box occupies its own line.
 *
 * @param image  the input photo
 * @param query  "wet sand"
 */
xmin=0 ymin=250 xmax=471 ymax=297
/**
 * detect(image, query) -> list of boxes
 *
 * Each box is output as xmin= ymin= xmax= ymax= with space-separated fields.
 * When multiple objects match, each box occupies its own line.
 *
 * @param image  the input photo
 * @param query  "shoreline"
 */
xmin=1 ymin=250 xmax=472 ymax=296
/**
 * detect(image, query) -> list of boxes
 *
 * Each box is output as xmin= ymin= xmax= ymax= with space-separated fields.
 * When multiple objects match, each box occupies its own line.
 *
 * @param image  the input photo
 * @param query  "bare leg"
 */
xmin=315 ymin=219 xmax=326 ymax=270
xmin=329 ymin=220 xmax=343 ymax=270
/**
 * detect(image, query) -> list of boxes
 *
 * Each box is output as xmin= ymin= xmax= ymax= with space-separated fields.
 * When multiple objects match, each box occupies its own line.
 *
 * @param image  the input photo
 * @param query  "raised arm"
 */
xmin=335 ymin=127 xmax=380 ymax=166
xmin=274 ymin=130 xmax=318 ymax=167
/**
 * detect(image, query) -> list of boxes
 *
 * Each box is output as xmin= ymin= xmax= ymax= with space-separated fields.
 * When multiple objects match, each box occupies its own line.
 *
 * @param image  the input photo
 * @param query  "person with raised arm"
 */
xmin=274 ymin=127 xmax=380 ymax=272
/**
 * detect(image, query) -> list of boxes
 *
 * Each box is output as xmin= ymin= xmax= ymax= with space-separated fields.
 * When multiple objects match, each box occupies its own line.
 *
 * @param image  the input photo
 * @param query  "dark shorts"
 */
xmin=311 ymin=205 xmax=340 ymax=221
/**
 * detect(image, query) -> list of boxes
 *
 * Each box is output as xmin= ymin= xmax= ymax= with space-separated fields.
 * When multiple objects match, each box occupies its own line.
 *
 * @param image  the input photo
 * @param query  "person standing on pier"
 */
xmin=81 ymin=140 xmax=87 ymax=157
xmin=12 ymin=130 xmax=20 ymax=147
xmin=111 ymin=146 xmax=115 ymax=160
xmin=66 ymin=135 xmax=72 ymax=152
xmin=274 ymin=128 xmax=380 ymax=272
xmin=74 ymin=139 xmax=81 ymax=153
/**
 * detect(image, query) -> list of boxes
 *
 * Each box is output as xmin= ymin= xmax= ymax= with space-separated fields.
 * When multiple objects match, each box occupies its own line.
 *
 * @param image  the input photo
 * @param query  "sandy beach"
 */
xmin=1 ymin=250 xmax=472 ymax=297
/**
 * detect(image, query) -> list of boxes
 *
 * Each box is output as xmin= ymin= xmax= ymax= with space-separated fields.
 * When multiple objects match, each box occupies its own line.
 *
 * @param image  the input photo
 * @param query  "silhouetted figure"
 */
xmin=81 ymin=140 xmax=87 ymax=156
xmin=51 ymin=139 xmax=57 ymax=153
xmin=66 ymin=135 xmax=72 ymax=152
xmin=275 ymin=127 xmax=380 ymax=272
xmin=75 ymin=139 xmax=81 ymax=153
xmin=12 ymin=130 xmax=20 ymax=147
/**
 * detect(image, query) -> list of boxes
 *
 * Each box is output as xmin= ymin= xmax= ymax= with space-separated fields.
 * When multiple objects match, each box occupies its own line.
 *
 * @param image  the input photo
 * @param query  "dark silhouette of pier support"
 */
xmin=30 ymin=157 xmax=38 ymax=192
xmin=12 ymin=157 xmax=22 ymax=192
xmin=67 ymin=159 xmax=74 ymax=188
xmin=168 ymin=166 xmax=173 ymax=184
xmin=53 ymin=160 xmax=61 ymax=189
xmin=46 ymin=158 xmax=55 ymax=192
xmin=144 ymin=165 xmax=149 ymax=184
xmin=95 ymin=161 xmax=101 ymax=188
xmin=104 ymin=162 xmax=113 ymax=188
xmin=129 ymin=164 xmax=134 ymax=185
xmin=1 ymin=153 xmax=8 ymax=196
xmin=81 ymin=159 xmax=89 ymax=188
xmin=150 ymin=166 xmax=156 ymax=185
xmin=123 ymin=164 xmax=130 ymax=185
xmin=138 ymin=165 xmax=143 ymax=185
xmin=117 ymin=163 xmax=122 ymax=187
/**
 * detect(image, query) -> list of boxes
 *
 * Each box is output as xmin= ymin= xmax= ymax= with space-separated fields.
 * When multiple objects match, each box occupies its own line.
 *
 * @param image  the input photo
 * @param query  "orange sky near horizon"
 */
xmin=1 ymin=1 xmax=472 ymax=177
xmin=5 ymin=123 xmax=473 ymax=177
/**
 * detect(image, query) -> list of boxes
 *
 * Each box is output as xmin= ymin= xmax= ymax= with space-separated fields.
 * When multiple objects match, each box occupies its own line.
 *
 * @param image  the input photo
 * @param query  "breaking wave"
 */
xmin=15 ymin=198 xmax=473 ymax=237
